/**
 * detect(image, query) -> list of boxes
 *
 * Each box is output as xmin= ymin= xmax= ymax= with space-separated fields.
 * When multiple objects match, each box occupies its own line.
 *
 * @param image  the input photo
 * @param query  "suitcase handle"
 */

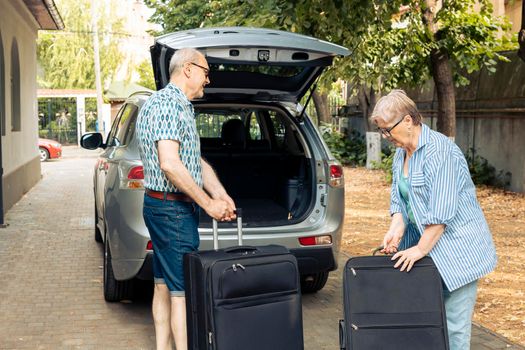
xmin=372 ymin=245 xmax=395 ymax=256
xmin=372 ymin=246 xmax=384 ymax=256
xmin=223 ymin=246 xmax=258 ymax=254
xmin=212 ymin=208 xmax=243 ymax=250
xmin=339 ymin=319 xmax=346 ymax=350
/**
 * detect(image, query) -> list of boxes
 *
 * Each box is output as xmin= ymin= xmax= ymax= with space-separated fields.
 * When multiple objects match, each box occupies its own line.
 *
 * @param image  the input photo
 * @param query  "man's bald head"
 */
xmin=168 ymin=48 xmax=205 ymax=77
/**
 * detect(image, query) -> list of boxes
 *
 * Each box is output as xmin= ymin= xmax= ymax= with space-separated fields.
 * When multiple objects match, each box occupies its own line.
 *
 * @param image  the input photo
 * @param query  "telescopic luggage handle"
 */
xmin=212 ymin=208 xmax=243 ymax=250
xmin=372 ymin=246 xmax=384 ymax=256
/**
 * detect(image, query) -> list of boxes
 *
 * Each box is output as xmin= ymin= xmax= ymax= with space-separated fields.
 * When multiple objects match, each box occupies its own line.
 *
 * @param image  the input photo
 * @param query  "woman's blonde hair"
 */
xmin=370 ymin=89 xmax=422 ymax=126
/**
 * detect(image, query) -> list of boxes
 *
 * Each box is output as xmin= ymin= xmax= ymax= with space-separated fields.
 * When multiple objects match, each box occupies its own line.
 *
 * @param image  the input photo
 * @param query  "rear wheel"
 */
xmin=103 ymin=235 xmax=133 ymax=301
xmin=301 ymin=271 xmax=329 ymax=293
xmin=39 ymin=147 xmax=49 ymax=162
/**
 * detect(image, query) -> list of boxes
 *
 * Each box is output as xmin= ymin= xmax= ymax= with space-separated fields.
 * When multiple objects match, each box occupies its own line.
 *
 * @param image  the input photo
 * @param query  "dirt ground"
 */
xmin=340 ymin=167 xmax=525 ymax=346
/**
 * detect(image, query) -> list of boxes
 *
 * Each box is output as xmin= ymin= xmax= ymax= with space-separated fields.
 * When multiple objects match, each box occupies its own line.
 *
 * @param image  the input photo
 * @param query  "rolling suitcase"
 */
xmin=184 ymin=209 xmax=304 ymax=350
xmin=339 ymin=254 xmax=449 ymax=350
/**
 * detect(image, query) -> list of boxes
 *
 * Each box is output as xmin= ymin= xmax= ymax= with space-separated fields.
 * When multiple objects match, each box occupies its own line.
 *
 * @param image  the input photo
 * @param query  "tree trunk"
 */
xmin=312 ymin=90 xmax=331 ymax=124
xmin=430 ymin=49 xmax=456 ymax=139
xmin=423 ymin=0 xmax=455 ymax=139
xmin=357 ymin=85 xmax=377 ymax=131
xmin=518 ymin=0 xmax=525 ymax=62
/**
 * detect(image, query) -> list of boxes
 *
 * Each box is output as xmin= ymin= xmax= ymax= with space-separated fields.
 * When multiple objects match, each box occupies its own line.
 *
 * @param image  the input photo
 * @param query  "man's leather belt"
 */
xmin=145 ymin=189 xmax=193 ymax=203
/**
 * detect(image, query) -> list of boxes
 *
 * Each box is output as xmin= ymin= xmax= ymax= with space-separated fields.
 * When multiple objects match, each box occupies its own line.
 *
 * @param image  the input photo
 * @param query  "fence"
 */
xmin=338 ymin=51 xmax=525 ymax=193
xmin=38 ymin=97 xmax=98 ymax=145
xmin=304 ymin=95 xmax=343 ymax=126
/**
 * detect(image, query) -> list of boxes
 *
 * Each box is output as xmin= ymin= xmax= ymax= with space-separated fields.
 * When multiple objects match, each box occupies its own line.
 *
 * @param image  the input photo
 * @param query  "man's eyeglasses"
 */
xmin=189 ymin=62 xmax=209 ymax=78
xmin=377 ymin=116 xmax=405 ymax=137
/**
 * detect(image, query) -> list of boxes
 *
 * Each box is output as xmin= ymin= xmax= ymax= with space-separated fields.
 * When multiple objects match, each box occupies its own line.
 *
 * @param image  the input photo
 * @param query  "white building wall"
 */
xmin=1 ymin=0 xmax=40 ymax=173
xmin=0 ymin=0 xmax=42 ymax=212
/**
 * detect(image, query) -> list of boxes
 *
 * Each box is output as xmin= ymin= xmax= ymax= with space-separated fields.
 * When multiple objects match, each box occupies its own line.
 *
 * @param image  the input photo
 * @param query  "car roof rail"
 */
xmin=128 ymin=90 xmax=153 ymax=98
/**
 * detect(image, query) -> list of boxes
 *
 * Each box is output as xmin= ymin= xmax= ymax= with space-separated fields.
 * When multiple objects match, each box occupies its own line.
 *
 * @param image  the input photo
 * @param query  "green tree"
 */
xmin=37 ymin=0 xmax=125 ymax=89
xmin=519 ymin=0 xmax=525 ymax=62
xmin=144 ymin=0 xmax=226 ymax=32
xmin=143 ymin=0 xmax=343 ymax=123
xmin=136 ymin=59 xmax=156 ymax=91
xmin=144 ymin=0 xmax=516 ymax=137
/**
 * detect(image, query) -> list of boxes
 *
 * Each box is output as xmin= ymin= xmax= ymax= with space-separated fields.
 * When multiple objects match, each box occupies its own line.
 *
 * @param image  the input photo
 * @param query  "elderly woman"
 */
xmin=371 ymin=90 xmax=497 ymax=350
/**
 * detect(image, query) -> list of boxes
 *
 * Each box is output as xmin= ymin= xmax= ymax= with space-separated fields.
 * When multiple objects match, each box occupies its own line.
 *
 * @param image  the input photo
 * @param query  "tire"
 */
xmin=39 ymin=147 xmax=49 ymax=162
xmin=103 ymin=235 xmax=133 ymax=301
xmin=300 ymin=271 xmax=329 ymax=294
xmin=94 ymin=205 xmax=102 ymax=243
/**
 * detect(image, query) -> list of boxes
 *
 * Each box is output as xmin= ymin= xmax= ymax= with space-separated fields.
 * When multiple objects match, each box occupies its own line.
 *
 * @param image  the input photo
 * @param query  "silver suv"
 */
xmin=81 ymin=27 xmax=349 ymax=301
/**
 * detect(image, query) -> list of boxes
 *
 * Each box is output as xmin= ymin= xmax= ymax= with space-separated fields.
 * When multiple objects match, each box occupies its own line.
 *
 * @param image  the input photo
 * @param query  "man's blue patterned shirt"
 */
xmin=136 ymin=83 xmax=202 ymax=191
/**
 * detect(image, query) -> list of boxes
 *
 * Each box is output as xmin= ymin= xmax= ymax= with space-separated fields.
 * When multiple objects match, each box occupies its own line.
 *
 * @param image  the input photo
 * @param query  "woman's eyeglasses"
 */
xmin=377 ymin=116 xmax=405 ymax=137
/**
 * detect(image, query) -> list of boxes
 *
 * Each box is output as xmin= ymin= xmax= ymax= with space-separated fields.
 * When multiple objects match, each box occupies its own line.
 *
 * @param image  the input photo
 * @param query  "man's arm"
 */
xmin=157 ymin=140 xmax=228 ymax=220
xmin=201 ymin=158 xmax=227 ymax=199
xmin=201 ymin=158 xmax=236 ymax=218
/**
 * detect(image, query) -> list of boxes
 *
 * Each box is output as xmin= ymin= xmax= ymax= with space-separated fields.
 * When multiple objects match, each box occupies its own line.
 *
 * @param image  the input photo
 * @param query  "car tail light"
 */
xmin=119 ymin=162 xmax=144 ymax=189
xmin=146 ymin=240 xmax=153 ymax=251
xmin=299 ymin=235 xmax=332 ymax=246
xmin=128 ymin=166 xmax=144 ymax=180
xmin=328 ymin=161 xmax=344 ymax=188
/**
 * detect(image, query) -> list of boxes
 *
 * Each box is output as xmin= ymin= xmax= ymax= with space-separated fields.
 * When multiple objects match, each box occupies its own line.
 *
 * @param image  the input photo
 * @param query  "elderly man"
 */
xmin=136 ymin=48 xmax=236 ymax=350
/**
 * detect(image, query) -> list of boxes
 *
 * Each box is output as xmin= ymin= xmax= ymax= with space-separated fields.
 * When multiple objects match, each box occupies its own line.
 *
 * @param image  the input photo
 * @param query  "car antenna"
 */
xmin=298 ymin=81 xmax=318 ymax=122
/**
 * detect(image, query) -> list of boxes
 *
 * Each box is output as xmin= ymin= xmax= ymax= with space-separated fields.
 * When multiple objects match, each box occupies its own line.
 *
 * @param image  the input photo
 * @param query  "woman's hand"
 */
xmin=392 ymin=246 xmax=425 ymax=272
xmin=381 ymin=213 xmax=405 ymax=254
xmin=382 ymin=229 xmax=403 ymax=254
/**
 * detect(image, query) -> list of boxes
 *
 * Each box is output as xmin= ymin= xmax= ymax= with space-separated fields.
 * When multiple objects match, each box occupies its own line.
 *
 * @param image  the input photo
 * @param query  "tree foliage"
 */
xmin=136 ymin=59 xmax=156 ymax=91
xmin=144 ymin=0 xmax=517 ymax=135
xmin=37 ymin=0 xmax=125 ymax=89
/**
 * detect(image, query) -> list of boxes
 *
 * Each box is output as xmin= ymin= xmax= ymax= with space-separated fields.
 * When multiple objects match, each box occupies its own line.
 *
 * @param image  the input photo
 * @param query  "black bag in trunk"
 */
xmin=339 ymin=255 xmax=449 ymax=350
xmin=184 ymin=210 xmax=304 ymax=350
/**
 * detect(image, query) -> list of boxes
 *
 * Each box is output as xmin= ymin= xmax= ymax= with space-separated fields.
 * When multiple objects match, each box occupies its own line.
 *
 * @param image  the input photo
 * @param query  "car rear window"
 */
xmin=210 ymin=63 xmax=303 ymax=78
xmin=195 ymin=112 xmax=242 ymax=138
xmin=194 ymin=107 xmax=305 ymax=154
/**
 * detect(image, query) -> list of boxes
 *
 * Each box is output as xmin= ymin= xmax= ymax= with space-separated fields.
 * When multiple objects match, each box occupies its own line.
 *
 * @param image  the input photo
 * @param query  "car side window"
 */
xmin=269 ymin=111 xmax=286 ymax=149
xmin=248 ymin=112 xmax=262 ymax=140
xmin=106 ymin=104 xmax=137 ymax=147
xmin=116 ymin=104 xmax=138 ymax=146
xmin=106 ymin=105 xmax=124 ymax=147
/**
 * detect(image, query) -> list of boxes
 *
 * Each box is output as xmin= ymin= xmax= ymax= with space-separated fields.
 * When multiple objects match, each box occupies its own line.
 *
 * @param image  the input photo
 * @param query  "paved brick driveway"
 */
xmin=0 ymin=146 xmax=522 ymax=349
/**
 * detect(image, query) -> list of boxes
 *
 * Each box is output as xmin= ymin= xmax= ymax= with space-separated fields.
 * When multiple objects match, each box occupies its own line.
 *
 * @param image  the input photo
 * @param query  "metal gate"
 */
xmin=38 ymin=97 xmax=98 ymax=145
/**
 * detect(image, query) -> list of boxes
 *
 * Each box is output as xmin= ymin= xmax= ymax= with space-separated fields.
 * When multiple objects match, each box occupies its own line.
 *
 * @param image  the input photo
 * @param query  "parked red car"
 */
xmin=38 ymin=138 xmax=62 ymax=162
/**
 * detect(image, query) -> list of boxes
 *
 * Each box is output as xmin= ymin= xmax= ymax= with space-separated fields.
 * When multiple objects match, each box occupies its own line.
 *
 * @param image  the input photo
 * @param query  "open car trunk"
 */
xmin=196 ymin=103 xmax=314 ymax=227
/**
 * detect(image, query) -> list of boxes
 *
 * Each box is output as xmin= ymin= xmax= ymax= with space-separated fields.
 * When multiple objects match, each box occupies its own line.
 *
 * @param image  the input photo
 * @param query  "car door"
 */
xmin=105 ymin=103 xmax=139 ymax=197
xmin=150 ymin=27 xmax=350 ymax=102
xmin=95 ymin=106 xmax=125 ymax=225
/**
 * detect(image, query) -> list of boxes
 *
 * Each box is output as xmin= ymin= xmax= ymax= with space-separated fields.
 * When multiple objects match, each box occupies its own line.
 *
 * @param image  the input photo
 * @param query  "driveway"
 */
xmin=0 ymin=146 xmax=521 ymax=349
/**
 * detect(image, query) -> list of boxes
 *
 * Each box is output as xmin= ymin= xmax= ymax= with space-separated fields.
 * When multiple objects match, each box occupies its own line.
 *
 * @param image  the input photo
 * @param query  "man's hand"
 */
xmin=218 ymin=193 xmax=236 ymax=221
xmin=204 ymin=198 xmax=231 ymax=221
xmin=391 ymin=246 xmax=425 ymax=272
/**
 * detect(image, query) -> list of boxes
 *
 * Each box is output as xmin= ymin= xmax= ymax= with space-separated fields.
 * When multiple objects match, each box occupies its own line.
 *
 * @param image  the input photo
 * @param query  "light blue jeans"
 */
xmin=443 ymin=280 xmax=478 ymax=350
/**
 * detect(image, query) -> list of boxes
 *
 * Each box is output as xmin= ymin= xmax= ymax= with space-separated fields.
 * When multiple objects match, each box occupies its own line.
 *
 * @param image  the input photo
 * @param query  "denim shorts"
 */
xmin=142 ymin=194 xmax=200 ymax=296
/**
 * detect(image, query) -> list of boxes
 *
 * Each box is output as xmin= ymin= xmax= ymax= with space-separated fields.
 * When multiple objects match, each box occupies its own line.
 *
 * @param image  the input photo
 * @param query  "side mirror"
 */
xmin=80 ymin=132 xmax=104 ymax=150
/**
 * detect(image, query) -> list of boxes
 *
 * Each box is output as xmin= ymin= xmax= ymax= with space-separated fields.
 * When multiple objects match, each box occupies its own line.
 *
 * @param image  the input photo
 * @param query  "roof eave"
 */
xmin=23 ymin=0 xmax=65 ymax=30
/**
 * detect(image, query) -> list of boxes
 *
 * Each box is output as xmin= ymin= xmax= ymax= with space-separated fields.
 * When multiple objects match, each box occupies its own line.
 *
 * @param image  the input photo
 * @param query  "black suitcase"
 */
xmin=339 ymin=254 xmax=449 ymax=350
xmin=184 ymin=209 xmax=304 ymax=350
